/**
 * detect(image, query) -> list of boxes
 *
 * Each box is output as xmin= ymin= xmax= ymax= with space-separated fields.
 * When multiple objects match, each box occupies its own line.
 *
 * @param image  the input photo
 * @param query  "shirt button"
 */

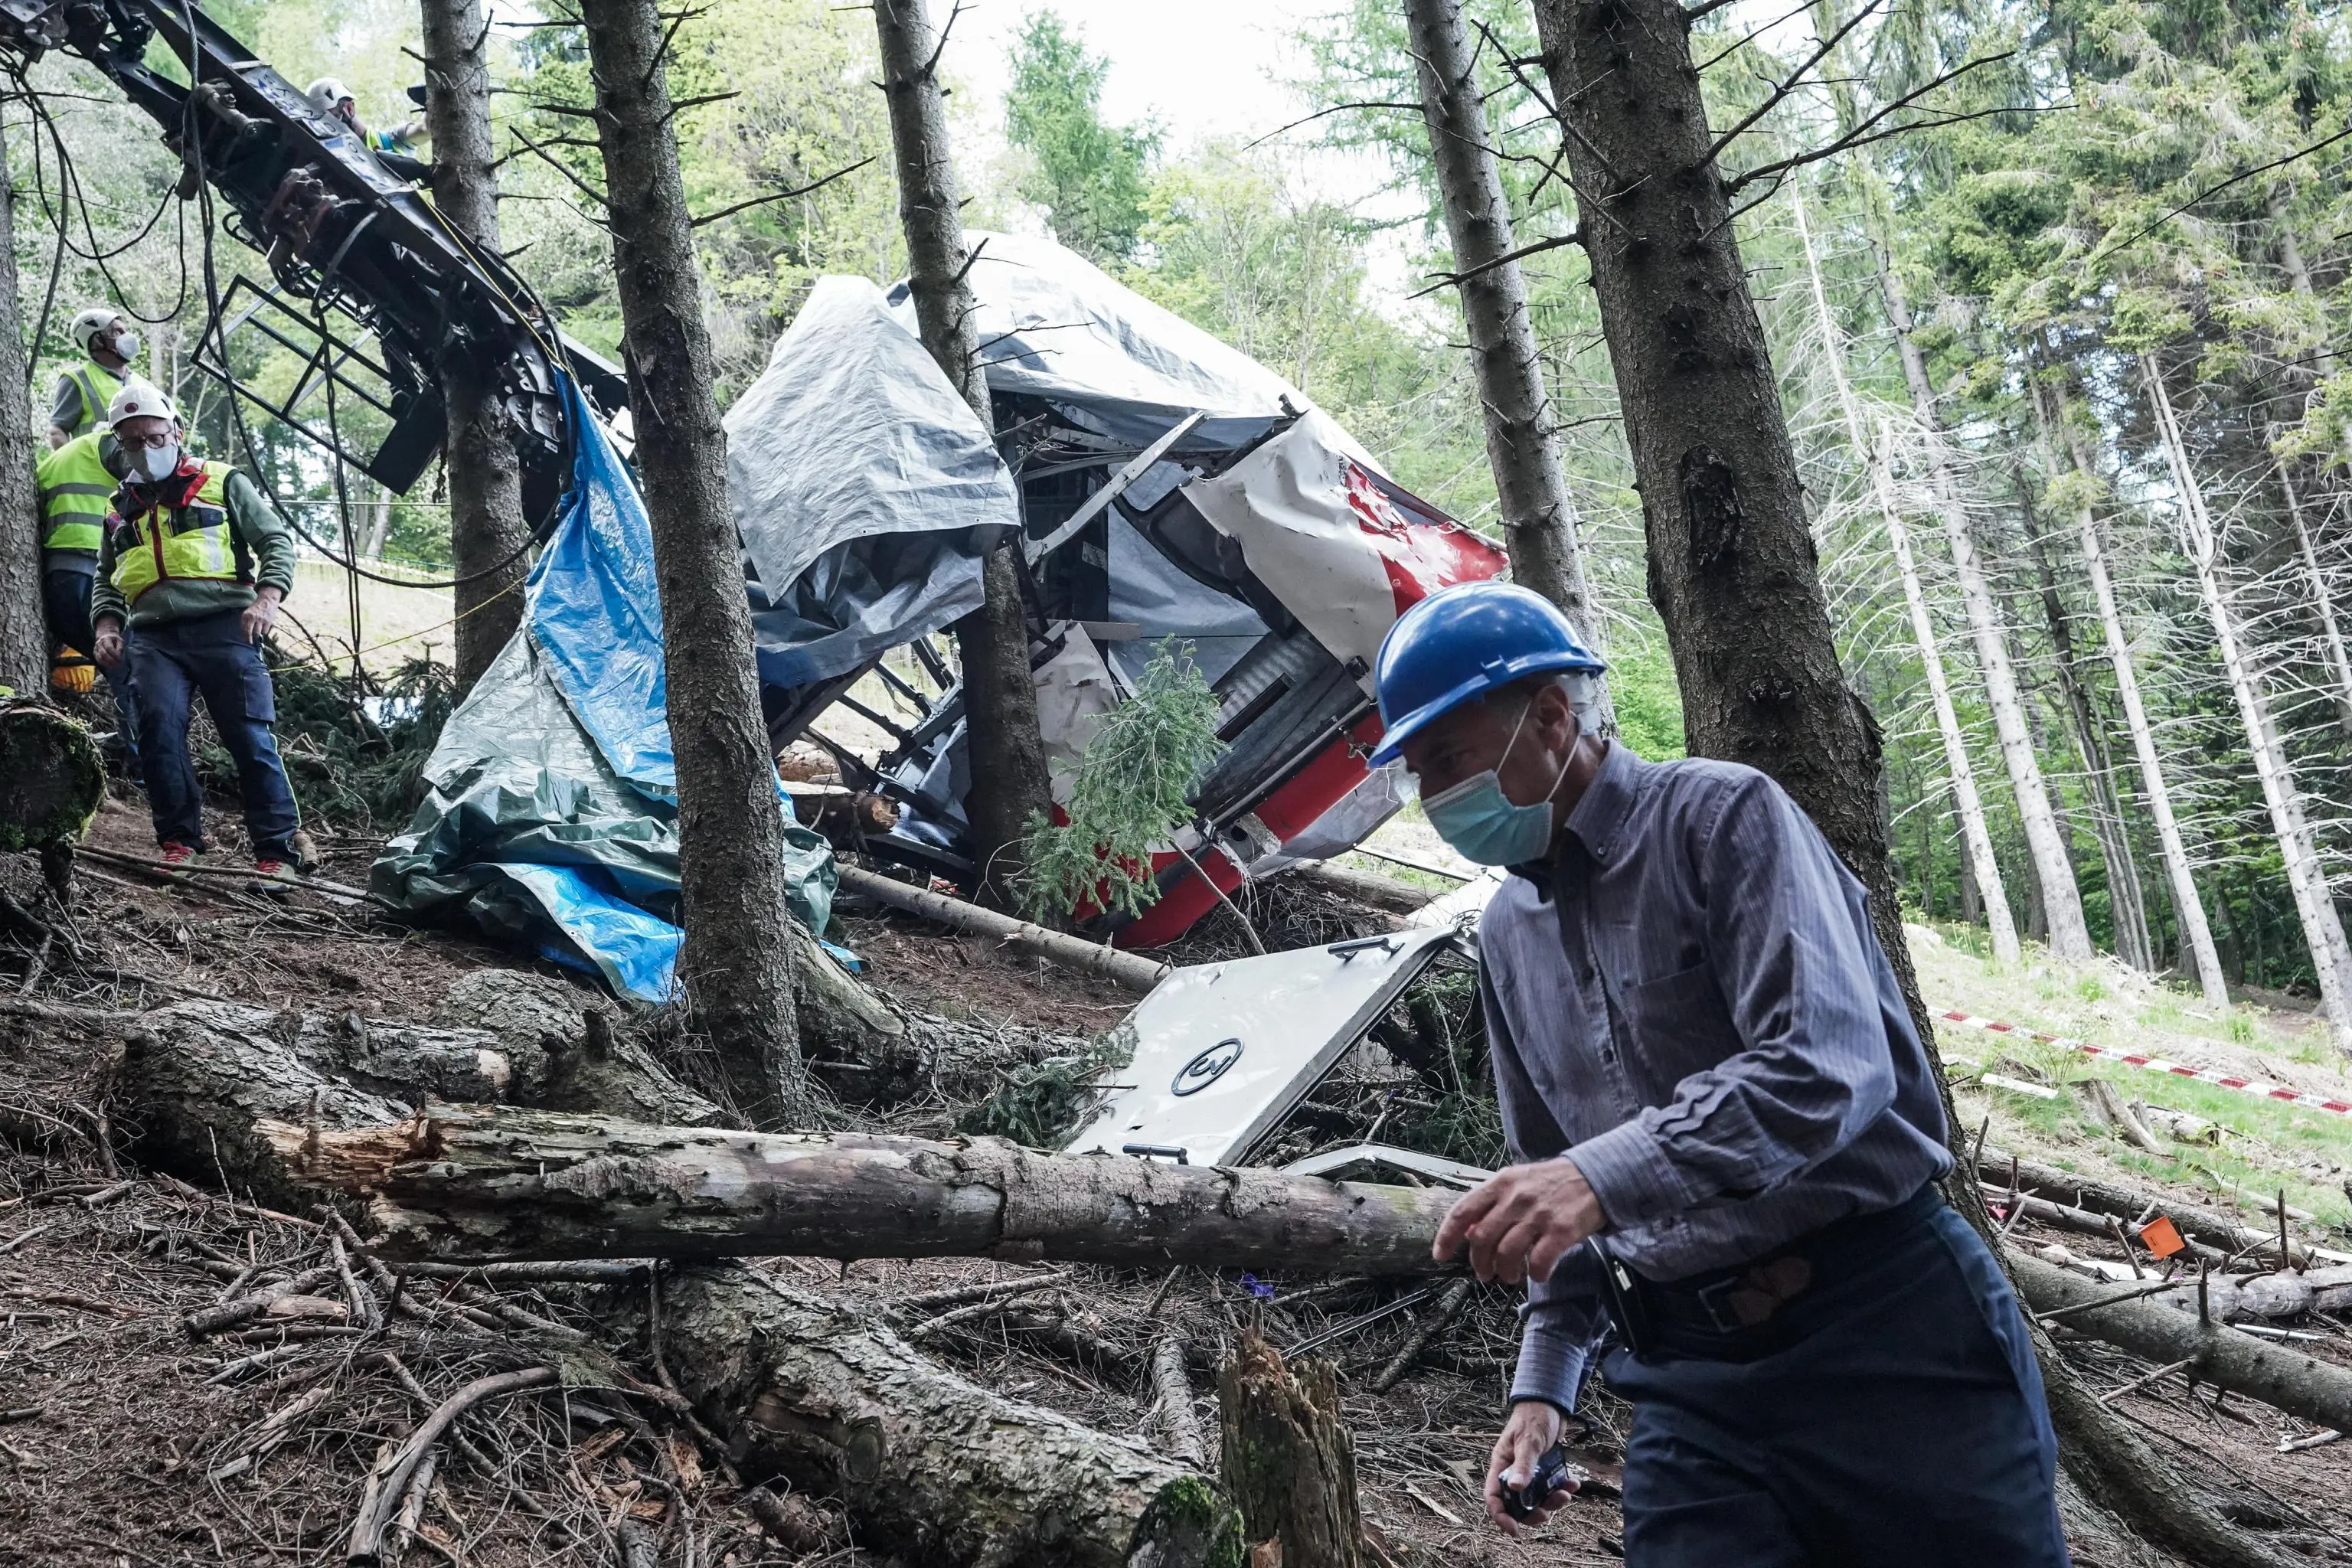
xmin=1579 ymin=969 xmax=1595 ymax=985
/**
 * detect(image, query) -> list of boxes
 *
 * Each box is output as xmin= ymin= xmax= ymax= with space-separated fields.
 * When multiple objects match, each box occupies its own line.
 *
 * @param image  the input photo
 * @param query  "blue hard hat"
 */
xmin=1369 ymin=583 xmax=1606 ymax=766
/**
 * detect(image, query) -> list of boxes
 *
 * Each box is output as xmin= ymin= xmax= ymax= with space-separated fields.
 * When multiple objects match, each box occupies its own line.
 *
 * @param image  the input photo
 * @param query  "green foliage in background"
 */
xmin=1004 ymin=11 xmax=1157 ymax=263
xmin=1021 ymin=642 xmax=1224 ymax=925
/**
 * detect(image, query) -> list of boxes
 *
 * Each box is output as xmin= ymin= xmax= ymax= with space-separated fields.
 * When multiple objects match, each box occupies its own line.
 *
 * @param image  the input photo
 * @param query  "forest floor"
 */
xmin=1 ymin=790 xmax=2348 ymax=1566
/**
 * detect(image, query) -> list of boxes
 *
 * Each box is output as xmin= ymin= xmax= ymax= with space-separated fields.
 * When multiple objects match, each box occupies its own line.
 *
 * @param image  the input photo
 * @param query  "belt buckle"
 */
xmin=1692 ymin=1276 xmax=1749 ymax=1334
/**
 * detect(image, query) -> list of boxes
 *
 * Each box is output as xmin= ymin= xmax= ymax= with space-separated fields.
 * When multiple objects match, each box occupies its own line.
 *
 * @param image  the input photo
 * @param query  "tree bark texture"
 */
xmin=1877 ymin=264 xmax=2093 ymax=960
xmin=0 ymin=115 xmax=46 ymax=699
xmin=2142 ymin=356 xmax=2352 ymax=1050
xmin=421 ymin=0 xmax=531 ymax=691
xmin=1217 ymin=1329 xmax=1364 ymax=1568
xmin=2034 ymin=378 xmax=2230 ymax=1008
xmin=1528 ymin=0 xmax=1927 ymax=1037
xmin=579 ymin=0 xmax=805 ymax=1113
xmin=601 ymin=1265 xmax=1244 ymax=1568
xmin=1404 ymin=0 xmax=1604 ymax=658
xmin=265 ymin=1109 xmax=1464 ymax=1275
xmin=1793 ymin=200 xmax=2017 ymax=962
xmin=2018 ymin=497 xmax=2153 ymax=972
xmin=2011 ymin=1253 xmax=2352 ymax=1438
xmin=872 ymin=0 xmax=1054 ymax=908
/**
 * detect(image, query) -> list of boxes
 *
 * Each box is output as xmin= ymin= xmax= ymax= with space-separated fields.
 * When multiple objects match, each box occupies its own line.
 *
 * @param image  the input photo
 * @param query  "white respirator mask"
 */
xmin=140 ymin=443 xmax=181 ymax=481
xmin=113 ymin=329 xmax=141 ymax=361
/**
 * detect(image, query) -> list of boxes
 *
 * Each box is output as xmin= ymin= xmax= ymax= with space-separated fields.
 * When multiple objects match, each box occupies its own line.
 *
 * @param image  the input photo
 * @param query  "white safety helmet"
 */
xmin=306 ymin=77 xmax=355 ymax=118
xmin=106 ymin=378 xmax=178 ymax=429
xmin=69 ymin=305 xmax=122 ymax=355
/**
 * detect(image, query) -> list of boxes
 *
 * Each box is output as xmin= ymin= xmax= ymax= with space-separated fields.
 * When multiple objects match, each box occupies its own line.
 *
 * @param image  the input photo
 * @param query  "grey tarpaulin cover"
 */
xmin=727 ymin=275 xmax=1021 ymax=688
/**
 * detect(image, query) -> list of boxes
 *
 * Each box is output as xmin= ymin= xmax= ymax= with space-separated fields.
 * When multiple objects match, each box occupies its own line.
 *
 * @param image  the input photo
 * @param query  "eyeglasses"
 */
xmin=116 ymin=430 xmax=178 ymax=449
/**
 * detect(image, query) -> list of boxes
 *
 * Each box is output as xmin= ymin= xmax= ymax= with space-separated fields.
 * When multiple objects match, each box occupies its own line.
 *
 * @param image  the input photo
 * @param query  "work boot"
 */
xmin=286 ymin=828 xmax=320 ymax=876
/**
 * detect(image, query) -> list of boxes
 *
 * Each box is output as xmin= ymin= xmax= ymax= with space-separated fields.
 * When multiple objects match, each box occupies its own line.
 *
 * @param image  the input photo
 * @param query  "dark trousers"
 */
xmin=42 ymin=567 xmax=139 ymax=760
xmin=126 ymin=609 xmax=299 ymax=858
xmin=1604 ymin=1200 xmax=2070 ymax=1567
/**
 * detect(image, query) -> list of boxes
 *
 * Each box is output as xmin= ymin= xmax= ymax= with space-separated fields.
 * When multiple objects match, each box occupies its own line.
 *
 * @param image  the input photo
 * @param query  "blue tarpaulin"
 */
xmin=373 ymin=377 xmax=836 ymax=1001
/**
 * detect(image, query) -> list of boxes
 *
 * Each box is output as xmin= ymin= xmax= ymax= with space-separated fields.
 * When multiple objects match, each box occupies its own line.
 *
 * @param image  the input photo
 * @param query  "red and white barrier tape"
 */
xmin=1934 ymin=1009 xmax=2352 ymax=1121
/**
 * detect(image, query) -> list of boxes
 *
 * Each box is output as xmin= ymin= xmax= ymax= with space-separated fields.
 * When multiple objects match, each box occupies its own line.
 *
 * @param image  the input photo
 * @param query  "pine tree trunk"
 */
xmin=1792 ymin=200 xmax=2016 ymax=960
xmin=1530 ymin=12 xmax=2284 ymax=1560
xmin=1218 ymin=1330 xmax=1364 ymax=1568
xmin=2269 ymin=187 xmax=2336 ymax=381
xmin=2020 ymin=498 xmax=2153 ymax=972
xmin=1404 ymin=0 xmax=1603 ymax=652
xmin=2034 ymin=377 xmax=2230 ymax=1008
xmin=577 ymin=0 xmax=806 ymax=1116
xmin=0 ymin=115 xmax=47 ymax=699
xmin=2273 ymin=452 xmax=2352 ymax=737
xmin=1528 ymin=0 xmax=1925 ymax=1027
xmin=872 ymin=0 xmax=1052 ymax=909
xmin=422 ymin=0 xmax=531 ymax=694
xmin=1878 ymin=264 xmax=2091 ymax=959
xmin=2143 ymin=355 xmax=2352 ymax=1049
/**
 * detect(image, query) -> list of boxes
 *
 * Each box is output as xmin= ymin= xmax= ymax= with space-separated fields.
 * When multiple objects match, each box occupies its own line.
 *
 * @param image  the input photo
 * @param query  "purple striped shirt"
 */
xmin=1479 ymin=742 xmax=1951 ymax=1410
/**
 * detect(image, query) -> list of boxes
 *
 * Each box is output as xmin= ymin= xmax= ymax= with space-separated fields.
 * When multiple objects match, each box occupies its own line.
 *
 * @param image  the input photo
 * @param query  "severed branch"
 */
xmin=1411 ymin=230 xmax=1583 ymax=299
xmin=1701 ymin=0 xmax=1884 ymax=164
xmin=345 ymin=1367 xmax=559 ymax=1566
xmin=689 ymin=155 xmax=875 ymax=227
xmin=1722 ymin=56 xmax=2030 ymax=193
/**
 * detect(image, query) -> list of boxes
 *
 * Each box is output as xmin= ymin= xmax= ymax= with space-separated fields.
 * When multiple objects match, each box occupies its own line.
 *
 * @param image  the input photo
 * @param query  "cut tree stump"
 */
xmin=599 ymin=1263 xmax=1243 ymax=1568
xmin=0 ymin=702 xmax=103 ymax=852
xmin=263 ymin=1108 xmax=1463 ymax=1274
xmin=1217 ymin=1328 xmax=1364 ymax=1568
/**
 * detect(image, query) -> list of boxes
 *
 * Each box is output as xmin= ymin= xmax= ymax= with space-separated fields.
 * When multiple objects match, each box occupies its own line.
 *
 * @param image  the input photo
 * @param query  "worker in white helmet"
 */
xmin=305 ymin=77 xmax=428 ymax=178
xmin=88 ymin=379 xmax=315 ymax=878
xmin=50 ymin=305 xmax=140 ymax=449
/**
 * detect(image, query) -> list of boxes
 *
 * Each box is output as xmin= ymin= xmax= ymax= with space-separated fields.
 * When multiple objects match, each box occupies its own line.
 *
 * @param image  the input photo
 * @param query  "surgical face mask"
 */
xmin=139 ymin=442 xmax=181 ymax=482
xmin=112 ymin=328 xmax=140 ymax=361
xmin=1419 ymin=701 xmax=1572 ymax=867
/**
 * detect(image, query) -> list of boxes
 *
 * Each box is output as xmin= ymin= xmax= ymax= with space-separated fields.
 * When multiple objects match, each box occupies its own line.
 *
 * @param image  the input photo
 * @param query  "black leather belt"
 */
xmin=1603 ymin=1185 xmax=1945 ymax=1348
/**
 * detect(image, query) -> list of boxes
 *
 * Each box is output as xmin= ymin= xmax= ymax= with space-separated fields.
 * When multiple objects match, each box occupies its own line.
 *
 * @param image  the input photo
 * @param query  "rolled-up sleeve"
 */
xmin=1565 ymin=774 xmax=1895 ymax=1227
xmin=1484 ymin=962 xmax=1606 ymax=1411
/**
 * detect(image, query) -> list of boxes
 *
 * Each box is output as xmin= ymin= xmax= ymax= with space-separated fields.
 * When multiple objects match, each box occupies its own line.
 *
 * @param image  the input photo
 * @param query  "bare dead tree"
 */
xmin=1403 ymin=0 xmax=1603 ymax=658
xmin=0 ymin=113 xmax=45 ymax=697
xmin=871 ymin=0 xmax=1054 ymax=910
xmin=575 ymin=0 xmax=806 ymax=1119
xmin=421 ymin=0 xmax=533 ymax=694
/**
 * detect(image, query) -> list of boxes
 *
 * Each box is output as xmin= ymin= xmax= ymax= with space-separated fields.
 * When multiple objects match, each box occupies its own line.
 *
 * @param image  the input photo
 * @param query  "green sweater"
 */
xmin=92 ymin=466 xmax=297 ymax=631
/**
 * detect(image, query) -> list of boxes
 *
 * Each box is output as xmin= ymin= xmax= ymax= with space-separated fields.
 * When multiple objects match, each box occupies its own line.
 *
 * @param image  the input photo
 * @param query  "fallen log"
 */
xmin=2008 ymin=1253 xmax=2352 ymax=1436
xmin=837 ymin=864 xmax=1171 ymax=994
xmin=1979 ymin=1145 xmax=2347 ymax=1266
xmin=599 ymin=1263 xmax=1241 ymax=1568
xmin=115 ymin=997 xmax=724 ymax=1204
xmin=1288 ymin=861 xmax=1431 ymax=918
xmin=263 ymin=1107 xmax=1462 ymax=1275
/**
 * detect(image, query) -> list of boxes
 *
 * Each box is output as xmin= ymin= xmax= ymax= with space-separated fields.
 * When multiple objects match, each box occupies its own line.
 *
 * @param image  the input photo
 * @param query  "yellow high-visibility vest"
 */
xmin=108 ymin=462 xmax=242 ymax=606
xmin=60 ymin=360 xmax=122 ymax=437
xmin=34 ymin=430 xmax=113 ymax=553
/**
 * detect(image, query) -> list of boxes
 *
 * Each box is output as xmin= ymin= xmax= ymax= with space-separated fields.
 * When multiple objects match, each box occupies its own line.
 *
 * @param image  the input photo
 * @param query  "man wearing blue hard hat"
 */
xmin=1380 ymin=582 xmax=2065 ymax=1566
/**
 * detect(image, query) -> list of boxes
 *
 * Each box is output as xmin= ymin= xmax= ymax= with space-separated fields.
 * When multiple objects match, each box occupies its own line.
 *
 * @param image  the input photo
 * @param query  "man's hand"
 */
xmin=1485 ymin=1399 xmax=1573 ymax=1537
xmin=1433 ymin=1155 xmax=1607 ymax=1285
xmin=92 ymin=618 xmax=126 ymax=671
xmin=241 ymin=586 xmax=282 ymax=645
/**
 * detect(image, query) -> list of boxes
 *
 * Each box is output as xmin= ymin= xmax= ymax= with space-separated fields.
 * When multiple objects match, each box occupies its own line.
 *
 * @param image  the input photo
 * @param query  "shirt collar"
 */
xmin=1507 ymin=739 xmax=1645 ymax=899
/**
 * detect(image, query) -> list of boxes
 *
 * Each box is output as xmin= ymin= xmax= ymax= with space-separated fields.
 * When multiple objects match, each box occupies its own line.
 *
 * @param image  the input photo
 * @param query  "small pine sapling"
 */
xmin=1021 ymin=641 xmax=1224 ymax=925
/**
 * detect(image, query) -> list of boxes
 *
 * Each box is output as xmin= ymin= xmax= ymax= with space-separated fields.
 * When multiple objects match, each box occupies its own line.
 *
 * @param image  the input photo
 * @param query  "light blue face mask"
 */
xmin=1419 ymin=703 xmax=1570 ymax=867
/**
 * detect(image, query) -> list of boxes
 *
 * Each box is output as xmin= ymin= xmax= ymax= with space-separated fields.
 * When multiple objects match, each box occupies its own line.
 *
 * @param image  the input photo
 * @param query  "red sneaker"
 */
xmin=159 ymin=842 xmax=197 ymax=867
xmin=253 ymin=857 xmax=288 ymax=878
